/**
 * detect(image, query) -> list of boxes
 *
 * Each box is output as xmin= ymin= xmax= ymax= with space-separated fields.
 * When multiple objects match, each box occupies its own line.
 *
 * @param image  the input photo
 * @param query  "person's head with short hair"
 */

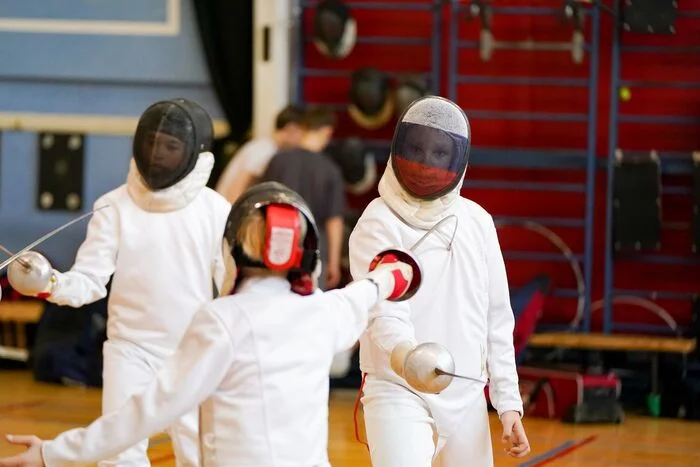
xmin=273 ymin=105 xmax=305 ymax=148
xmin=300 ymin=106 xmax=337 ymax=153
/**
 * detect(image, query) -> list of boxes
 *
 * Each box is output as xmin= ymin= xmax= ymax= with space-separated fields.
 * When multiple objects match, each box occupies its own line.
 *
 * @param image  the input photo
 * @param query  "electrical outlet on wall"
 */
xmin=37 ymin=132 xmax=85 ymax=212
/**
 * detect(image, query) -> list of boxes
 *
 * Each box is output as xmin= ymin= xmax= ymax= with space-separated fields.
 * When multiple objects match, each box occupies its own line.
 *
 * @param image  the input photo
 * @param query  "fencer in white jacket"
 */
xmin=0 ymin=182 xmax=418 ymax=467
xmin=6 ymin=99 xmax=231 ymax=467
xmin=349 ymin=96 xmax=530 ymax=466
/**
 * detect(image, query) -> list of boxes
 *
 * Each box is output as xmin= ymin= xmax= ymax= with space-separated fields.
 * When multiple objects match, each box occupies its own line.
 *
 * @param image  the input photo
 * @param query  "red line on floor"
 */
xmin=529 ymin=435 xmax=598 ymax=467
xmin=0 ymin=400 xmax=44 ymax=412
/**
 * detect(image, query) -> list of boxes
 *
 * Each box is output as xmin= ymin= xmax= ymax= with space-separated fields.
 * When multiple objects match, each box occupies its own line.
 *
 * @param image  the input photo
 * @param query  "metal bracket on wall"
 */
xmin=36 ymin=132 xmax=85 ymax=212
xmin=467 ymin=0 xmax=586 ymax=63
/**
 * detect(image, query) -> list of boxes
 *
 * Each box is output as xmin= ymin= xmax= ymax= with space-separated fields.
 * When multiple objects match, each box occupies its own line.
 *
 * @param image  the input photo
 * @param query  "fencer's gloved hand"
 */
xmin=7 ymin=251 xmax=57 ymax=299
xmin=364 ymin=257 xmax=414 ymax=302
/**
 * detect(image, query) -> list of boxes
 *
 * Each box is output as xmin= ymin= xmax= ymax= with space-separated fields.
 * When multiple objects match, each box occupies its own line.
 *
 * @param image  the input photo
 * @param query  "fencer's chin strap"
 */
xmin=126 ymin=152 xmax=215 ymax=213
xmin=378 ymin=160 xmax=465 ymax=230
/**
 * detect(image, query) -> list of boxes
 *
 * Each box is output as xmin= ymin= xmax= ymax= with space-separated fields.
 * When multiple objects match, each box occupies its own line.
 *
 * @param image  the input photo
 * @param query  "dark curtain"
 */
xmin=191 ymin=0 xmax=254 ymax=187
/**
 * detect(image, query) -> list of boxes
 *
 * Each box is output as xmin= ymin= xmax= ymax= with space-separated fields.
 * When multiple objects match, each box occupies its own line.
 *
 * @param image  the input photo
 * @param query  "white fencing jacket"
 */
xmin=349 ymin=162 xmax=523 ymax=439
xmin=47 ymin=153 xmax=231 ymax=358
xmin=40 ymin=276 xmax=381 ymax=467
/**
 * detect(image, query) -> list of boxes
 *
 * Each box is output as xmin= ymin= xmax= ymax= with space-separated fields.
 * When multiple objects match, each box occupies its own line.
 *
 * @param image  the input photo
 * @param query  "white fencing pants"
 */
xmin=362 ymin=376 xmax=493 ymax=467
xmin=100 ymin=339 xmax=200 ymax=467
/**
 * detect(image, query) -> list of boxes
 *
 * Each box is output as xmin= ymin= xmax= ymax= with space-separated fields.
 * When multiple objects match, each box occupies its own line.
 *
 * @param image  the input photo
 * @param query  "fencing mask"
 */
xmin=313 ymin=0 xmax=357 ymax=60
xmin=394 ymin=76 xmax=430 ymax=118
xmin=327 ymin=138 xmax=377 ymax=195
xmin=132 ymin=98 xmax=214 ymax=191
xmin=390 ymin=96 xmax=470 ymax=200
xmin=348 ymin=67 xmax=395 ymax=130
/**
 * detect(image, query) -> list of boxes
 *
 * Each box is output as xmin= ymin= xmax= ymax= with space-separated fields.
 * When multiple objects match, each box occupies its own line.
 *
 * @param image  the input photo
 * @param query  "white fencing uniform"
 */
xmin=40 ymin=276 xmax=384 ymax=467
xmin=47 ymin=153 xmax=230 ymax=467
xmin=348 ymin=96 xmax=523 ymax=467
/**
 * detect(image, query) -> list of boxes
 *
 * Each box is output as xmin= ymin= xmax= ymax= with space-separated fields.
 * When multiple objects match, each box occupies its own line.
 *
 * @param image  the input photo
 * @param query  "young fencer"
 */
xmin=4 ymin=99 xmax=231 ymax=467
xmin=348 ymin=96 xmax=531 ymax=466
xmin=0 ymin=181 xmax=418 ymax=467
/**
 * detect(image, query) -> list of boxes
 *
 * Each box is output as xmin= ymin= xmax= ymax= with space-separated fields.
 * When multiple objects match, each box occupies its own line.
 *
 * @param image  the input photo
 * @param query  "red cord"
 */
xmin=352 ymin=372 xmax=369 ymax=451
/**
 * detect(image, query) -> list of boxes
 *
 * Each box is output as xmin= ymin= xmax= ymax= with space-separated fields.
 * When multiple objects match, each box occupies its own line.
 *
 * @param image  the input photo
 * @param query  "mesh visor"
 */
xmin=391 ymin=122 xmax=469 ymax=200
xmin=313 ymin=0 xmax=355 ymax=59
xmin=318 ymin=10 xmax=344 ymax=45
xmin=133 ymin=102 xmax=198 ymax=190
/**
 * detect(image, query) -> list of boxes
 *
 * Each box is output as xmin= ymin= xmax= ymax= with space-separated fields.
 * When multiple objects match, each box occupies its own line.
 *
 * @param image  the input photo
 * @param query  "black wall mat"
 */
xmin=613 ymin=150 xmax=661 ymax=252
xmin=37 ymin=132 xmax=85 ymax=212
xmin=622 ymin=0 xmax=678 ymax=34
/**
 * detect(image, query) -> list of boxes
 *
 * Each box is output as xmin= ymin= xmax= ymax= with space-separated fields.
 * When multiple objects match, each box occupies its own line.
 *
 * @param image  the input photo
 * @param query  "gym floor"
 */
xmin=0 ymin=372 xmax=698 ymax=466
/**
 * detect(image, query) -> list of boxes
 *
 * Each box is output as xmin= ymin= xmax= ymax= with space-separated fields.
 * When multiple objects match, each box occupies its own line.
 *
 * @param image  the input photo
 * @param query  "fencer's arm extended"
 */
xmin=40 ymin=307 xmax=235 ymax=467
xmin=323 ymin=278 xmax=382 ymax=353
xmin=348 ymin=213 xmax=417 ymax=356
xmin=48 ymin=202 xmax=119 ymax=308
xmin=484 ymin=216 xmax=524 ymax=417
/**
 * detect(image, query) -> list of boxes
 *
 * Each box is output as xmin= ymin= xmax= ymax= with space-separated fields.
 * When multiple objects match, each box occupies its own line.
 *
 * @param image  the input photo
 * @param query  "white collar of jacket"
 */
xmin=236 ymin=276 xmax=291 ymax=294
xmin=126 ymin=152 xmax=214 ymax=213
xmin=377 ymin=159 xmax=465 ymax=230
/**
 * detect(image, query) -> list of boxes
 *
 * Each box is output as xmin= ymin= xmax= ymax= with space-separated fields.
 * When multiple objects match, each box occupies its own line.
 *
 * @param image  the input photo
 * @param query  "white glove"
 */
xmin=365 ymin=261 xmax=413 ymax=302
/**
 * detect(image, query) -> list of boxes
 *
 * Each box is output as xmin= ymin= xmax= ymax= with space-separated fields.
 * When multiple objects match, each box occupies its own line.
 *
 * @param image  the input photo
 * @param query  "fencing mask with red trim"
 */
xmin=390 ymin=96 xmax=470 ymax=200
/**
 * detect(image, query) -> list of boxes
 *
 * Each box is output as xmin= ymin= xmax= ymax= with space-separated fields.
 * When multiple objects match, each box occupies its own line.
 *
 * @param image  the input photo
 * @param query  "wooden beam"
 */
xmin=528 ymin=332 xmax=696 ymax=354
xmin=0 ymin=112 xmax=230 ymax=138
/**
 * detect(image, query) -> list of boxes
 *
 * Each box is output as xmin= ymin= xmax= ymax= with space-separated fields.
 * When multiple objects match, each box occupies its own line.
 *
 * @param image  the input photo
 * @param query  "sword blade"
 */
xmin=0 ymin=243 xmax=30 ymax=268
xmin=435 ymin=368 xmax=488 ymax=384
xmin=0 ymin=205 xmax=109 ymax=272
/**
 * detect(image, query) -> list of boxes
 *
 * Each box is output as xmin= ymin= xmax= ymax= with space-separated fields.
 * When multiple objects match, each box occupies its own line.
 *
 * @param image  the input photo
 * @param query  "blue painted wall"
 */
xmin=0 ymin=0 xmax=221 ymax=270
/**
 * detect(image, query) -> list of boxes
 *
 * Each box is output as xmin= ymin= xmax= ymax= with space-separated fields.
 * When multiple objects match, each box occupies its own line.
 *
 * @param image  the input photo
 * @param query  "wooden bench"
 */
xmin=0 ymin=300 xmax=44 ymax=362
xmin=528 ymin=332 xmax=697 ymax=416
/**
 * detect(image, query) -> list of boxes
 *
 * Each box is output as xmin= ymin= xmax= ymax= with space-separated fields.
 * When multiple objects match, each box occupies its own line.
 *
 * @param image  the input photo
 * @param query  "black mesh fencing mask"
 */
xmin=348 ymin=67 xmax=395 ymax=130
xmin=327 ymin=138 xmax=377 ymax=195
xmin=391 ymin=96 xmax=471 ymax=200
xmin=313 ymin=0 xmax=357 ymax=60
xmin=394 ymin=76 xmax=430 ymax=118
xmin=133 ymin=98 xmax=214 ymax=190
